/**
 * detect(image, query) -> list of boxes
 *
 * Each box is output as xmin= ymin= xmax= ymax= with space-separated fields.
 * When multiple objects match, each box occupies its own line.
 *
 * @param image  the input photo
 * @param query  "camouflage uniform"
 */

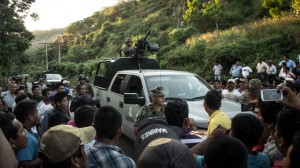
xmin=133 ymin=87 xmax=165 ymax=126
xmin=123 ymin=38 xmax=135 ymax=57
xmin=133 ymin=104 xmax=165 ymax=126
xmin=249 ymin=78 xmax=263 ymax=89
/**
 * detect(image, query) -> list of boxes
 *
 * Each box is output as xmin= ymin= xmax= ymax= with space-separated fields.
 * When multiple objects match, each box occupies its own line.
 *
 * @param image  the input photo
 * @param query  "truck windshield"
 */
xmin=145 ymin=74 xmax=212 ymax=100
xmin=46 ymin=74 xmax=62 ymax=80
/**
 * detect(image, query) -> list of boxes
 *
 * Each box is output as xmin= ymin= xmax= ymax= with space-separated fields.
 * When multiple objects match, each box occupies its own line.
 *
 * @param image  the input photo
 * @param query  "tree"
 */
xmin=292 ymin=0 xmax=300 ymax=15
xmin=262 ymin=0 xmax=292 ymax=18
xmin=201 ymin=0 xmax=224 ymax=31
xmin=0 ymin=0 xmax=37 ymax=76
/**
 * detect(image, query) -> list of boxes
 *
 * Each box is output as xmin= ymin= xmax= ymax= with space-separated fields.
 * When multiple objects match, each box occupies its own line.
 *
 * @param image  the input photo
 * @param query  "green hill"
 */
xmin=24 ymin=0 xmax=300 ymax=82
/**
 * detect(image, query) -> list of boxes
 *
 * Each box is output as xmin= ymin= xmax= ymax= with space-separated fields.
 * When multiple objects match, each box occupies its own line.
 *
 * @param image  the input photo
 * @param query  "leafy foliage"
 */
xmin=0 ymin=0 xmax=36 ymax=76
xmin=24 ymin=0 xmax=300 ymax=82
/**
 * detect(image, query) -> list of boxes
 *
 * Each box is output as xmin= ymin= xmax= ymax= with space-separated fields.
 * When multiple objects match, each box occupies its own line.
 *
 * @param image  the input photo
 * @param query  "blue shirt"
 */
xmin=86 ymin=141 xmax=136 ymax=168
xmin=196 ymin=155 xmax=205 ymax=168
xmin=248 ymin=152 xmax=271 ymax=168
xmin=16 ymin=130 xmax=39 ymax=161
xmin=230 ymin=65 xmax=243 ymax=77
xmin=279 ymin=59 xmax=296 ymax=69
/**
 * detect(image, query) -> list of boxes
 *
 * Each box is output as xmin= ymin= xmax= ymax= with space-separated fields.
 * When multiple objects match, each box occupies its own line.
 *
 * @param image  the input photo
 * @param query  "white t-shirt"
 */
xmin=213 ymin=64 xmax=222 ymax=75
xmin=37 ymin=101 xmax=53 ymax=123
xmin=242 ymin=66 xmax=253 ymax=78
xmin=222 ymin=90 xmax=241 ymax=102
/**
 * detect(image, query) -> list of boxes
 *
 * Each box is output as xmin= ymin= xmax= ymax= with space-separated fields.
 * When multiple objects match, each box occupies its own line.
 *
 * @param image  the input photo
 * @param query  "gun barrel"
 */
xmin=143 ymin=30 xmax=151 ymax=40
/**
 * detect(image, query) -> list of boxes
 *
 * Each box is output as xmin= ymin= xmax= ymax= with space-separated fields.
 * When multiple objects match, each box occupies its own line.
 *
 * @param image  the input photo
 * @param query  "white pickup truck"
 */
xmin=92 ymin=57 xmax=244 ymax=140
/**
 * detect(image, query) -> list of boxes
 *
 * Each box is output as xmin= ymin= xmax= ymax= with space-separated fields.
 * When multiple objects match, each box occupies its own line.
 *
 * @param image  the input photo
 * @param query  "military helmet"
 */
xmin=125 ymin=38 xmax=133 ymax=44
xmin=151 ymin=87 xmax=165 ymax=96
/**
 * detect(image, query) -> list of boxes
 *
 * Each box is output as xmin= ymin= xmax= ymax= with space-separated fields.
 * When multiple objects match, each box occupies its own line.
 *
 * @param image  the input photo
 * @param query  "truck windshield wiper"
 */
xmin=165 ymin=97 xmax=185 ymax=101
xmin=185 ymin=96 xmax=205 ymax=101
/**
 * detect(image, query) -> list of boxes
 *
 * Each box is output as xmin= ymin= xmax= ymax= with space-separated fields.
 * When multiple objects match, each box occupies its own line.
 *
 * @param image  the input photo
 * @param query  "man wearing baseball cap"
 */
xmin=133 ymin=86 xmax=166 ymax=135
xmin=222 ymin=78 xmax=241 ymax=102
xmin=39 ymin=125 xmax=96 ymax=168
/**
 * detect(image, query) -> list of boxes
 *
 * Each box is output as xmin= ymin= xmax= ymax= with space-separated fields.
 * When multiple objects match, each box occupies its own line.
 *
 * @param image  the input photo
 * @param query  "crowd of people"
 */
xmin=1 ymin=57 xmax=300 ymax=168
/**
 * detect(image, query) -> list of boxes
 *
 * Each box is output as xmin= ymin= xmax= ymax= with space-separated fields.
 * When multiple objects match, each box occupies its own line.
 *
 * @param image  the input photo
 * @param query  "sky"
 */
xmin=25 ymin=0 xmax=119 ymax=31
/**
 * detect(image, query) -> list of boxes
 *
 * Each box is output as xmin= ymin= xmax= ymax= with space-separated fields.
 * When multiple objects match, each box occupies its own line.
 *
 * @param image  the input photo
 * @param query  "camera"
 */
xmin=261 ymin=89 xmax=283 ymax=102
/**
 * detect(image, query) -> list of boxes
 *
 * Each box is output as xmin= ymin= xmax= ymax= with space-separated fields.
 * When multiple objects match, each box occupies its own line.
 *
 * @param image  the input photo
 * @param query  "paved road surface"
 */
xmin=27 ymin=82 xmax=137 ymax=163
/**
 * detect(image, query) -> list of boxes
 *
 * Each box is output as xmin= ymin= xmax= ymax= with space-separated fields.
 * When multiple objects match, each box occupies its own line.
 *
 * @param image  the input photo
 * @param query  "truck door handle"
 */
xmin=119 ymin=102 xmax=123 ymax=108
xmin=107 ymin=97 xmax=110 ymax=102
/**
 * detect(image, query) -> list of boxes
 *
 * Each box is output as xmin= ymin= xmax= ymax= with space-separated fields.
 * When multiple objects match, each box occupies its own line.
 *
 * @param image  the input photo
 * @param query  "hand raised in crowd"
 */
xmin=188 ymin=118 xmax=197 ymax=130
xmin=279 ymin=86 xmax=300 ymax=110
xmin=210 ymin=125 xmax=229 ymax=137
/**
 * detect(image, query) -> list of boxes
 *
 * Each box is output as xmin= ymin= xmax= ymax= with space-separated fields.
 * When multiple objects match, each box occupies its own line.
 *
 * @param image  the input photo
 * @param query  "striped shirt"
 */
xmin=86 ymin=141 xmax=136 ymax=168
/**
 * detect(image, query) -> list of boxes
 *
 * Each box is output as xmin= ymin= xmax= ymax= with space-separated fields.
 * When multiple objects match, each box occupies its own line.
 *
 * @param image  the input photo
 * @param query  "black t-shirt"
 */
xmin=30 ymin=95 xmax=43 ymax=104
xmin=48 ymin=108 xmax=70 ymax=128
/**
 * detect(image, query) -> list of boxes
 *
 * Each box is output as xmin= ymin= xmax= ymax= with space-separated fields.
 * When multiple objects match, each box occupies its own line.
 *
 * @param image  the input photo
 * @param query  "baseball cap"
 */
xmin=227 ymin=79 xmax=235 ymax=83
xmin=39 ymin=125 xmax=96 ymax=164
xmin=61 ymin=79 xmax=70 ymax=84
xmin=137 ymin=138 xmax=196 ymax=168
xmin=134 ymin=118 xmax=180 ymax=157
xmin=150 ymin=86 xmax=165 ymax=96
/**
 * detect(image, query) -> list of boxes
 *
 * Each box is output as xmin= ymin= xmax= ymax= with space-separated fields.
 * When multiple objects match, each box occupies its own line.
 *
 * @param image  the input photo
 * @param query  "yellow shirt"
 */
xmin=206 ymin=109 xmax=231 ymax=137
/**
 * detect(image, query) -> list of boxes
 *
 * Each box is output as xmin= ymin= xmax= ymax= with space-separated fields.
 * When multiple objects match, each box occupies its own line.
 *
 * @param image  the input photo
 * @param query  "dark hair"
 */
xmin=70 ymin=95 xmax=95 ymax=112
xmin=231 ymin=113 xmax=264 ymax=148
xmin=14 ymin=99 xmax=37 ymax=123
xmin=290 ymin=131 xmax=300 ymax=168
xmin=93 ymin=106 xmax=122 ymax=139
xmin=42 ymin=88 xmax=51 ymax=97
xmin=204 ymin=135 xmax=248 ymax=168
xmin=54 ymin=92 xmax=67 ymax=104
xmin=55 ymin=83 xmax=65 ymax=90
xmin=15 ymin=94 xmax=29 ymax=104
xmin=41 ymin=145 xmax=83 ymax=168
xmin=213 ymin=80 xmax=220 ymax=84
xmin=15 ymin=88 xmax=21 ymax=95
xmin=276 ymin=108 xmax=300 ymax=147
xmin=204 ymin=90 xmax=222 ymax=110
xmin=282 ymin=62 xmax=287 ymax=67
xmin=74 ymin=105 xmax=96 ymax=128
xmin=32 ymin=85 xmax=40 ymax=92
xmin=257 ymin=99 xmax=283 ymax=124
xmin=0 ymin=112 xmax=18 ymax=141
xmin=165 ymin=101 xmax=188 ymax=127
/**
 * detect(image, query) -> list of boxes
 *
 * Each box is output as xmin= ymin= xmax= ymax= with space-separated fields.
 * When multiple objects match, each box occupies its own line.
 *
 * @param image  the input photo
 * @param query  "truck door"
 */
xmin=107 ymin=74 xmax=128 ymax=111
xmin=122 ymin=75 xmax=145 ymax=140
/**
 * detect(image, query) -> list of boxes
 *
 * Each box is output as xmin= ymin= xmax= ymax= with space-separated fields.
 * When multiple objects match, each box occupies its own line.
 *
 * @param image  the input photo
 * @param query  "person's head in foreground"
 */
xmin=284 ymin=131 xmax=300 ymax=168
xmin=204 ymin=135 xmax=248 ymax=168
xmin=137 ymin=138 xmax=196 ymax=168
xmin=230 ymin=113 xmax=264 ymax=149
xmin=0 ymin=112 xmax=28 ymax=155
xmin=39 ymin=125 xmax=96 ymax=168
xmin=274 ymin=107 xmax=300 ymax=157
xmin=165 ymin=100 xmax=189 ymax=128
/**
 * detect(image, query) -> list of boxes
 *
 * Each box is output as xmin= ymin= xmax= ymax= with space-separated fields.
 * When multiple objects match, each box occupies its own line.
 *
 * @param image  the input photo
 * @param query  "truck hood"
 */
xmin=187 ymin=99 xmax=243 ymax=128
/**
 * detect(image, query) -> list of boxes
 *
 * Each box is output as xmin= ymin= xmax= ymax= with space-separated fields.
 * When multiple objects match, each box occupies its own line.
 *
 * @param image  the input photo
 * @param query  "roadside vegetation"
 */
xmin=14 ymin=0 xmax=300 ymax=86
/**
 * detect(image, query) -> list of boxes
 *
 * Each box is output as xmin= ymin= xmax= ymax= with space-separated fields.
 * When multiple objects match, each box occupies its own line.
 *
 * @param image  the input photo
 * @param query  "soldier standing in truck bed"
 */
xmin=123 ymin=38 xmax=135 ymax=57
xmin=133 ymin=86 xmax=165 ymax=135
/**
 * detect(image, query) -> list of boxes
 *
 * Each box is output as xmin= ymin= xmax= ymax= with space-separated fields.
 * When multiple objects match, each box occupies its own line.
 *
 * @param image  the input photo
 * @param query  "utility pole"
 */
xmin=39 ymin=42 xmax=51 ymax=70
xmin=58 ymin=43 xmax=61 ymax=63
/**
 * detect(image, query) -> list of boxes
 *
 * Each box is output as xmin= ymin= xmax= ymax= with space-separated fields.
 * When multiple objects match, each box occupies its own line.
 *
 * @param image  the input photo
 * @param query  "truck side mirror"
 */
xmin=124 ymin=93 xmax=145 ymax=106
